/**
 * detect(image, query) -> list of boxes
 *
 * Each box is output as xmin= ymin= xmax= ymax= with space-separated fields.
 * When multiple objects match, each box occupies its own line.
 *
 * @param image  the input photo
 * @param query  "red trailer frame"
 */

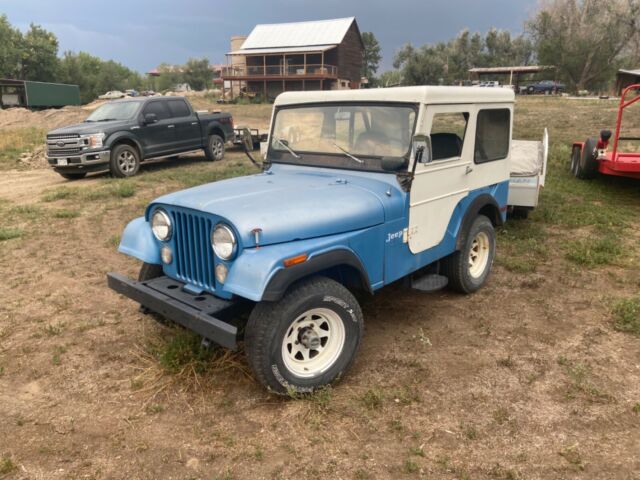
xmin=571 ymin=84 xmax=640 ymax=180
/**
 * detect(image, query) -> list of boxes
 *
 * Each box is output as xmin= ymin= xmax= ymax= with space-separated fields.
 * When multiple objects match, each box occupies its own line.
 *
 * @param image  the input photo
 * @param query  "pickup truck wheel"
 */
xmin=59 ymin=172 xmax=87 ymax=180
xmin=110 ymin=144 xmax=140 ymax=178
xmin=575 ymin=137 xmax=598 ymax=179
xmin=245 ymin=276 xmax=363 ymax=394
xmin=204 ymin=135 xmax=225 ymax=161
xmin=443 ymin=215 xmax=495 ymax=294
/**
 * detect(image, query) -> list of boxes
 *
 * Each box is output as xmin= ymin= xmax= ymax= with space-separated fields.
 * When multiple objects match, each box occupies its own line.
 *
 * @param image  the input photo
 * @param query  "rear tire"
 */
xmin=575 ymin=137 xmax=599 ymax=179
xmin=245 ymin=276 xmax=363 ymax=394
xmin=204 ymin=134 xmax=225 ymax=161
xmin=110 ymin=144 xmax=140 ymax=178
xmin=59 ymin=172 xmax=87 ymax=180
xmin=442 ymin=215 xmax=495 ymax=294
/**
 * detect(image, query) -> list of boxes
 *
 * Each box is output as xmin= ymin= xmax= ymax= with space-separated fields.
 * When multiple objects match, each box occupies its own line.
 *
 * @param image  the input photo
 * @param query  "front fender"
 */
xmin=221 ymin=231 xmax=373 ymax=302
xmin=118 ymin=216 xmax=161 ymax=264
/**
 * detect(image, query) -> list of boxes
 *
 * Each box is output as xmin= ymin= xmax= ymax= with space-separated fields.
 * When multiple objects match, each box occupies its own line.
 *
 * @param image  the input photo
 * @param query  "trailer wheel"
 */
xmin=575 ymin=137 xmax=599 ymax=179
xmin=442 ymin=215 xmax=495 ymax=294
xmin=245 ymin=276 xmax=363 ymax=395
xmin=204 ymin=134 xmax=225 ymax=161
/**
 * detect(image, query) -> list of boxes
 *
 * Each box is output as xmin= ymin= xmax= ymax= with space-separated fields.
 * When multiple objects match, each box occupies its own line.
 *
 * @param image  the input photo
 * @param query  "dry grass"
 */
xmin=0 ymin=127 xmax=46 ymax=170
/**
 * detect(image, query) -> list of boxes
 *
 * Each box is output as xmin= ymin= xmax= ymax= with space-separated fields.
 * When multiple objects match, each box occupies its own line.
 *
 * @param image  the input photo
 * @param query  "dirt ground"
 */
xmin=0 ymin=96 xmax=639 ymax=480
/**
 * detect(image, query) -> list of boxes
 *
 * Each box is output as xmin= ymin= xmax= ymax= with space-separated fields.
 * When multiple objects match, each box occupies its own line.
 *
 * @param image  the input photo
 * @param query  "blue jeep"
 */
xmin=108 ymin=86 xmax=543 ymax=393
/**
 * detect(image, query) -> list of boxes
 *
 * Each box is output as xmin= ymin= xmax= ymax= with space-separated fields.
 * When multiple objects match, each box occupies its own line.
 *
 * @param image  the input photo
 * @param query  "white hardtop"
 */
xmin=274 ymin=86 xmax=515 ymax=107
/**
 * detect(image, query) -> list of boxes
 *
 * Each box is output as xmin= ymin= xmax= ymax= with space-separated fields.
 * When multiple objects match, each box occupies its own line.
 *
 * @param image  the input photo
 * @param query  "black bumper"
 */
xmin=107 ymin=273 xmax=243 ymax=349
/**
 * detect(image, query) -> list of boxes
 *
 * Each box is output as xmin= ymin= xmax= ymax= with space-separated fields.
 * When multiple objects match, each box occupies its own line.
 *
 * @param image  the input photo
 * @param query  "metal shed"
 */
xmin=0 ymin=79 xmax=81 ymax=109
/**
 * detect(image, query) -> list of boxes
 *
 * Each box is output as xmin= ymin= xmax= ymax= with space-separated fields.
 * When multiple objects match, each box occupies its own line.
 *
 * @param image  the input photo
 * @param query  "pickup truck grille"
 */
xmin=47 ymin=134 xmax=80 ymax=140
xmin=46 ymin=134 xmax=86 ymax=157
xmin=170 ymin=210 xmax=216 ymax=292
xmin=47 ymin=147 xmax=83 ymax=156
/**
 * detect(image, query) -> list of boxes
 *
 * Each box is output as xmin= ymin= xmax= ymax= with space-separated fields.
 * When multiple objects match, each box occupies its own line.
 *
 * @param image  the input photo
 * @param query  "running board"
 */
xmin=411 ymin=274 xmax=448 ymax=292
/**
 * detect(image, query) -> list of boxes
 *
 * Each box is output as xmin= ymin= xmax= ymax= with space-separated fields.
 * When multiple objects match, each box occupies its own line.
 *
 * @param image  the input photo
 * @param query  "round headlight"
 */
xmin=151 ymin=209 xmax=172 ymax=241
xmin=211 ymin=224 xmax=236 ymax=260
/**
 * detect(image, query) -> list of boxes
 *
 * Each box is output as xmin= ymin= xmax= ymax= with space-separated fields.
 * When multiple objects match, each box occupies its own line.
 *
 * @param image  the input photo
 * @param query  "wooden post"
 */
xmin=263 ymin=55 xmax=266 ymax=76
xmin=304 ymin=53 xmax=307 ymax=75
xmin=263 ymin=80 xmax=267 ymax=99
xmin=509 ymin=69 xmax=513 ymax=86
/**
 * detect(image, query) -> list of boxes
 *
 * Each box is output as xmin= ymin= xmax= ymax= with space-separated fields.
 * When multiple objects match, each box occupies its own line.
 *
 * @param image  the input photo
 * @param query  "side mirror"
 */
xmin=381 ymin=156 xmax=408 ymax=172
xmin=412 ymin=134 xmax=432 ymax=164
xmin=600 ymin=129 xmax=612 ymax=142
xmin=238 ymin=127 xmax=254 ymax=152
xmin=144 ymin=113 xmax=158 ymax=124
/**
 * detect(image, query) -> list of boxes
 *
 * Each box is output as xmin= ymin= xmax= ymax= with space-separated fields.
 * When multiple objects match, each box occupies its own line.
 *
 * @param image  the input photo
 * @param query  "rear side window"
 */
xmin=474 ymin=109 xmax=510 ymax=163
xmin=167 ymin=99 xmax=191 ymax=118
xmin=430 ymin=112 xmax=469 ymax=161
xmin=142 ymin=101 xmax=170 ymax=120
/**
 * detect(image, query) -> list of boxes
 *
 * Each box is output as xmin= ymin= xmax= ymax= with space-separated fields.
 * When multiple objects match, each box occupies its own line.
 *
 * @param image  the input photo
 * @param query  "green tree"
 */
xmin=183 ymin=57 xmax=212 ymax=91
xmin=528 ymin=0 xmax=640 ymax=91
xmin=377 ymin=70 xmax=402 ymax=87
xmin=361 ymin=32 xmax=382 ymax=82
xmin=19 ymin=23 xmax=59 ymax=81
xmin=0 ymin=14 xmax=22 ymax=78
xmin=393 ymin=29 xmax=533 ymax=86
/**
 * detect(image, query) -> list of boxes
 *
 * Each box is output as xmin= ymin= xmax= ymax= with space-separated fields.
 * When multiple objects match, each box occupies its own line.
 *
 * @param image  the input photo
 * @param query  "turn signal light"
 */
xmin=283 ymin=254 xmax=308 ymax=268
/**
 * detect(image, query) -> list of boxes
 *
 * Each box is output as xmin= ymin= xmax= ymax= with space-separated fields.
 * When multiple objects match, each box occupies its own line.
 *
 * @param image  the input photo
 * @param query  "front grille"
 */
xmin=47 ymin=133 xmax=80 ymax=140
xmin=47 ymin=147 xmax=82 ymax=156
xmin=171 ymin=210 xmax=216 ymax=291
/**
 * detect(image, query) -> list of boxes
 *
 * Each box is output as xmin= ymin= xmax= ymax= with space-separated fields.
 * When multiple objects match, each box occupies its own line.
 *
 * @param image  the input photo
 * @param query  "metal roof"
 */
xmin=469 ymin=66 xmax=553 ymax=74
xmin=228 ymin=45 xmax=336 ymax=55
xmin=239 ymin=17 xmax=356 ymax=50
xmin=618 ymin=68 xmax=640 ymax=76
xmin=275 ymin=86 xmax=515 ymax=107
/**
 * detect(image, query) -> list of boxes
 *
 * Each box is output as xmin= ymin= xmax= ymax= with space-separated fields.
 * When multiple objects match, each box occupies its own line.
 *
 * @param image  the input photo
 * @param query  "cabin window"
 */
xmin=474 ymin=109 xmax=510 ymax=163
xmin=429 ymin=112 xmax=469 ymax=161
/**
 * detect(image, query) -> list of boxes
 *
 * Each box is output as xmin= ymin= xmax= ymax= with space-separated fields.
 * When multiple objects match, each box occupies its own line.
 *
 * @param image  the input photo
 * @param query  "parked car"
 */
xmin=525 ymin=80 xmax=565 ymax=95
xmin=125 ymin=89 xmax=140 ymax=97
xmin=479 ymin=81 xmax=500 ymax=87
xmin=98 ymin=91 xmax=126 ymax=100
xmin=107 ymin=86 xmax=547 ymax=394
xmin=46 ymin=96 xmax=234 ymax=179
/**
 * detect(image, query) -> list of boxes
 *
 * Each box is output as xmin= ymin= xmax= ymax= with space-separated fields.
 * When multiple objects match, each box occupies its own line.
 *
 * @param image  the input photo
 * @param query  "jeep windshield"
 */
xmin=85 ymin=101 xmax=141 ymax=122
xmin=269 ymin=103 xmax=417 ymax=172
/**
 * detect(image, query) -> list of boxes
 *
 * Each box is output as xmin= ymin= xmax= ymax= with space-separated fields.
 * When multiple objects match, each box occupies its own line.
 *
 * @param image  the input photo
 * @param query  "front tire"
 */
xmin=245 ymin=276 xmax=363 ymax=394
xmin=204 ymin=134 xmax=225 ymax=161
xmin=442 ymin=215 xmax=495 ymax=294
xmin=110 ymin=144 xmax=140 ymax=178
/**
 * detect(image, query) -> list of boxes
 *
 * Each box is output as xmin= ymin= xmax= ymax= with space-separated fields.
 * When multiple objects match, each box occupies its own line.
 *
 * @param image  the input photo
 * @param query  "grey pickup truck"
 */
xmin=46 ymin=96 xmax=234 ymax=179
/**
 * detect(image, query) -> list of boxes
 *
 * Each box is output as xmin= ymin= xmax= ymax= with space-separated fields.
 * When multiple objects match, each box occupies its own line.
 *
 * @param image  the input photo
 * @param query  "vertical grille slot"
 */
xmin=171 ymin=210 xmax=215 ymax=291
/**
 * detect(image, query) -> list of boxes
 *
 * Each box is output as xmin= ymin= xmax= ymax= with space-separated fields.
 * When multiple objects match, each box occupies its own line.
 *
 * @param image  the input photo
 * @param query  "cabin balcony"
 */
xmin=222 ymin=63 xmax=338 ymax=80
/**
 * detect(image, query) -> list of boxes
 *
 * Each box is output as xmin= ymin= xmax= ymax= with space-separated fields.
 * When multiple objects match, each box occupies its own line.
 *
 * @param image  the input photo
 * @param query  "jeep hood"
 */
xmin=151 ymin=168 xmax=390 ymax=247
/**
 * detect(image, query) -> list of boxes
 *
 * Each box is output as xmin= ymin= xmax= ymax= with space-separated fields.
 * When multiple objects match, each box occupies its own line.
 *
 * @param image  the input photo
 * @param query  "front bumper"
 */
xmin=48 ymin=149 xmax=111 ymax=172
xmin=107 ymin=273 xmax=245 ymax=349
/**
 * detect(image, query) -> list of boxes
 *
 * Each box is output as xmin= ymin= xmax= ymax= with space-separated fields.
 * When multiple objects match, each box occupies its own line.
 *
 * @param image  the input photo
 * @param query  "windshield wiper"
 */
xmin=333 ymin=143 xmax=364 ymax=164
xmin=276 ymin=138 xmax=300 ymax=159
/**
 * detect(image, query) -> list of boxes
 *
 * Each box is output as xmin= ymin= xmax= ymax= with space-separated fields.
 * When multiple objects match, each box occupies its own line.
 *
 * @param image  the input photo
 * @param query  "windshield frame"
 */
xmin=268 ymin=101 xmax=419 ymax=173
xmin=85 ymin=101 xmax=142 ymax=122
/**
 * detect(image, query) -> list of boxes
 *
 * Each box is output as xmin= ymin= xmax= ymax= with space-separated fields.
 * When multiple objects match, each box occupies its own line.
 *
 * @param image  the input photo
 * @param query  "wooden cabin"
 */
xmin=223 ymin=17 xmax=364 ymax=100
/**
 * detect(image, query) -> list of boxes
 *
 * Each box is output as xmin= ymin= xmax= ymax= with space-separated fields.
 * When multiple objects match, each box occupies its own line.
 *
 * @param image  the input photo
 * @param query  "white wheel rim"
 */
xmin=468 ymin=231 xmax=490 ymax=279
xmin=281 ymin=308 xmax=345 ymax=378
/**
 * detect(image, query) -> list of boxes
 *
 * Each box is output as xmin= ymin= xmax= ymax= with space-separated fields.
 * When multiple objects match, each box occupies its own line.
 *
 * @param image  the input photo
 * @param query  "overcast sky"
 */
xmin=3 ymin=0 xmax=538 ymax=72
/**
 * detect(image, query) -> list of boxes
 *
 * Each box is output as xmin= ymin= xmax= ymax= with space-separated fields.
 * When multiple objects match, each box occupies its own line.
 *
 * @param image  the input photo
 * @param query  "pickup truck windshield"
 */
xmin=86 ymin=102 xmax=140 ymax=122
xmin=270 ymin=103 xmax=417 ymax=171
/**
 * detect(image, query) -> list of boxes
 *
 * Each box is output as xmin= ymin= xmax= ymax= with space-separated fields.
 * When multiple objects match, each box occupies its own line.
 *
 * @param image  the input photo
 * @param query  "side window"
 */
xmin=167 ymin=99 xmax=191 ymax=118
xmin=474 ymin=109 xmax=510 ymax=163
xmin=142 ymin=101 xmax=170 ymax=121
xmin=429 ymin=112 xmax=469 ymax=161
